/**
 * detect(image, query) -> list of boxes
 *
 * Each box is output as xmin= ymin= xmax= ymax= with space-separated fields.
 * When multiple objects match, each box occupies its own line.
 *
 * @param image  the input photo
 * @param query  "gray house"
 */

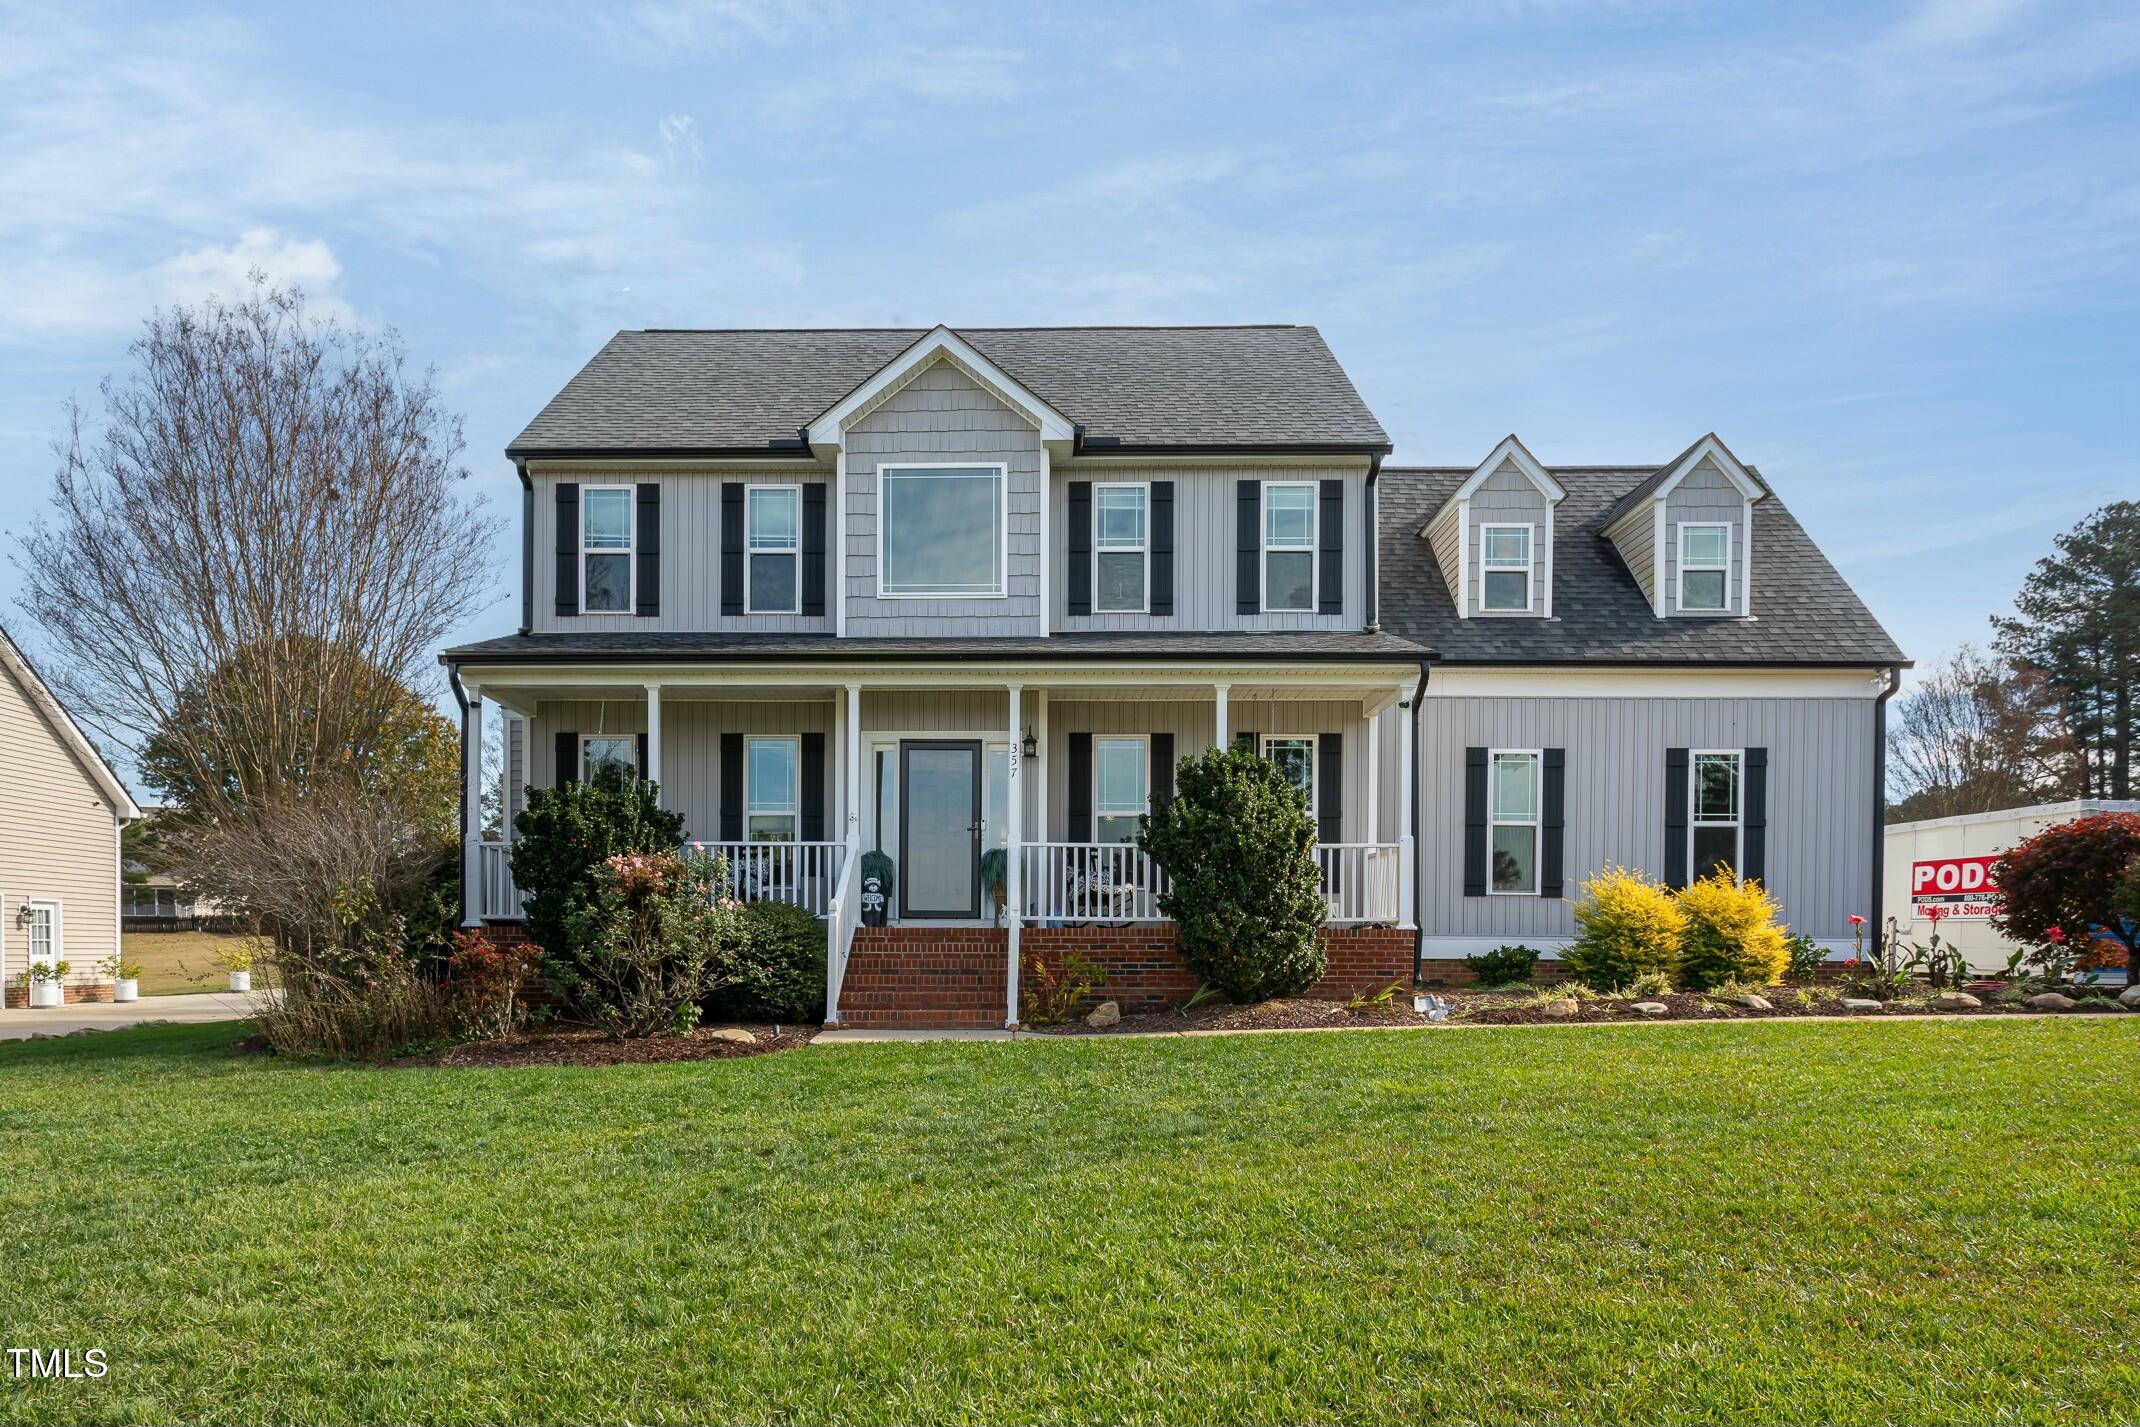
xmin=444 ymin=325 xmax=1903 ymax=1026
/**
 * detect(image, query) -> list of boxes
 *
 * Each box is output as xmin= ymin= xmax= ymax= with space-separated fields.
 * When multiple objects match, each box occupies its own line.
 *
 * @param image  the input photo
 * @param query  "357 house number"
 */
xmin=6 ymin=1347 xmax=107 ymax=1380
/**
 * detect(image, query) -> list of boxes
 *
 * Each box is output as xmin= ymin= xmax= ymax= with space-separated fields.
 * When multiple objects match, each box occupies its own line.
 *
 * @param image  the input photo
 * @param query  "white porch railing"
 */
xmin=478 ymin=839 xmax=524 ymax=920
xmin=824 ymin=834 xmax=861 ymax=1024
xmin=1017 ymin=840 xmax=1404 ymax=926
xmin=700 ymin=840 xmax=849 ymax=919
xmin=1316 ymin=843 xmax=1405 ymax=925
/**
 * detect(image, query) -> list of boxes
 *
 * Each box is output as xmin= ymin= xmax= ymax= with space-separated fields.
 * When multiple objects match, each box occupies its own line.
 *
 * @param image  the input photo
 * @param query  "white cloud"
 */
xmin=157 ymin=229 xmax=352 ymax=323
xmin=658 ymin=113 xmax=704 ymax=171
xmin=1893 ymin=0 xmax=2044 ymax=49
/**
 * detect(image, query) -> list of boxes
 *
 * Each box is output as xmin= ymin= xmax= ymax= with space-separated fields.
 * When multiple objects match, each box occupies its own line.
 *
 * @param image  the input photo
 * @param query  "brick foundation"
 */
xmin=4 ymin=983 xmax=116 ymax=1009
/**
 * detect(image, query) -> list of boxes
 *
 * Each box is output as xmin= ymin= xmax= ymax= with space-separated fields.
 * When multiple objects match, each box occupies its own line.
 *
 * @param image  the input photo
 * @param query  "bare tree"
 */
xmin=1887 ymin=645 xmax=2083 ymax=822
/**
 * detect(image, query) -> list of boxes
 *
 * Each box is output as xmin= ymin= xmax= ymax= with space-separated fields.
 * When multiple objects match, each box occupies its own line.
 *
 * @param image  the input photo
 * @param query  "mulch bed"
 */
xmin=393 ymin=1024 xmax=817 ymax=1069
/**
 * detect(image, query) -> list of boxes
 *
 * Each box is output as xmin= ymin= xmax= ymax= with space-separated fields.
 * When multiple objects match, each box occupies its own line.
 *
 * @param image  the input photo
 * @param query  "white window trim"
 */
xmin=578 ymin=484 xmax=636 ymax=616
xmin=1486 ymin=749 xmax=1543 ymax=896
xmin=1091 ymin=481 xmax=1150 ymax=615
xmin=1676 ymin=521 xmax=1733 ymax=614
xmin=1260 ymin=480 xmax=1318 ymax=614
xmin=1478 ymin=522 xmax=1536 ymax=614
xmin=875 ymin=463 xmax=1010 ymax=600
xmin=1091 ymin=734 xmax=1149 ymax=842
xmin=578 ymin=733 xmax=638 ymax=783
xmin=26 ymin=898 xmax=63 ymax=973
xmin=1259 ymin=733 xmax=1318 ymax=810
xmin=1689 ymin=747 xmax=1744 ymax=882
xmin=745 ymin=735 xmax=802 ymax=842
xmin=743 ymin=483 xmax=803 ymax=615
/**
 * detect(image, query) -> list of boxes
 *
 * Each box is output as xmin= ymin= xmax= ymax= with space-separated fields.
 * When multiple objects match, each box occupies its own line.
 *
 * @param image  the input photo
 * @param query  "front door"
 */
xmin=900 ymin=740 xmax=982 ymax=919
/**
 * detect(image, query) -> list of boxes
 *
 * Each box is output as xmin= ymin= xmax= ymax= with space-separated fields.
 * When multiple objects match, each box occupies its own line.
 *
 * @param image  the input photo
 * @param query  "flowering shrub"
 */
xmin=1991 ymin=812 xmax=2140 ymax=978
xmin=562 ymin=849 xmax=748 ymax=1037
xmin=1565 ymin=866 xmax=1686 ymax=991
xmin=1674 ymin=870 xmax=1790 ymax=989
xmin=510 ymin=767 xmax=687 ymax=993
xmin=446 ymin=929 xmax=544 ymax=1040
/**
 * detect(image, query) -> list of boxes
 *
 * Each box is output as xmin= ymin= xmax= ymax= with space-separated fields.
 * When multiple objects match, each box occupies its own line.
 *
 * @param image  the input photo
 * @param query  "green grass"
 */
xmin=2 ymin=1019 xmax=2136 ymax=1425
xmin=118 ymin=930 xmax=257 ymax=997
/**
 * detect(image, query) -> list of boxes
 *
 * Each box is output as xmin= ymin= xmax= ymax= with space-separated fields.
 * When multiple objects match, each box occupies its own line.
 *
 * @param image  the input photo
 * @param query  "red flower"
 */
xmin=1924 ymin=904 xmax=1946 ymax=923
xmin=2047 ymin=925 xmax=2066 ymax=945
xmin=1848 ymin=914 xmax=1866 ymax=927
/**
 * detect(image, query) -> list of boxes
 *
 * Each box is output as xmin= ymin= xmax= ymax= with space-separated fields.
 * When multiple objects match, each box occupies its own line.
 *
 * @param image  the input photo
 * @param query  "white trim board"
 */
xmin=807 ymin=327 xmax=1076 ymax=448
xmin=1422 ymin=667 xmax=1890 ymax=699
xmin=1417 ymin=935 xmax=1857 ymax=958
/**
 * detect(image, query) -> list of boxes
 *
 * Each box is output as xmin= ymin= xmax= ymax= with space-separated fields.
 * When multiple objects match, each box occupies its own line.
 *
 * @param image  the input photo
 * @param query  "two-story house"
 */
xmin=444 ymin=325 xmax=1904 ymax=1027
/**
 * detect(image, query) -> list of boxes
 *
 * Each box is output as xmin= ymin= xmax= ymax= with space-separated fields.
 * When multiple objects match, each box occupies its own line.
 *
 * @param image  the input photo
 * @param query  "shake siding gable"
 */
xmin=1662 ymin=458 xmax=1749 ymax=618
xmin=0 ymin=656 xmax=124 ymax=987
xmin=1465 ymin=461 xmax=1550 ymax=618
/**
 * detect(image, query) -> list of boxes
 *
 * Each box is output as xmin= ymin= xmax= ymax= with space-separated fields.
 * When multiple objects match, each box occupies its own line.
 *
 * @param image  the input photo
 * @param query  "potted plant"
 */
xmin=979 ymin=847 xmax=1009 ymax=925
xmin=100 ymin=953 xmax=143 ymax=1003
xmin=25 ymin=960 xmax=68 ymax=1009
xmin=215 ymin=945 xmax=254 ymax=993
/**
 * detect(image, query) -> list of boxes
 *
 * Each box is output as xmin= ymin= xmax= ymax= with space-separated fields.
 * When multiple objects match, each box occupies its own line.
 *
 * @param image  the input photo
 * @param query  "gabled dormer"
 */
xmin=1419 ymin=435 xmax=1566 ymax=619
xmin=1600 ymin=434 xmax=1768 ymax=619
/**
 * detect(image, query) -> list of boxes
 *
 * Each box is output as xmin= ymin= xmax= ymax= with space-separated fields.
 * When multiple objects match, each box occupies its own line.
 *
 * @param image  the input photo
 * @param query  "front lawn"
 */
xmin=2 ymin=1019 xmax=2135 ymax=1424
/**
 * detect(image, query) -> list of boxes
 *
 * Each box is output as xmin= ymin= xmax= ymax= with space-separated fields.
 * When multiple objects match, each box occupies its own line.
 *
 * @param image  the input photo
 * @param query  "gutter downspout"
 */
xmin=1409 ymin=659 xmax=1431 ymax=985
xmin=449 ymin=664 xmax=474 ymax=927
xmin=516 ymin=459 xmax=534 ymax=636
xmin=1870 ymin=665 xmax=1901 ymax=951
xmin=1364 ymin=453 xmax=1382 ymax=633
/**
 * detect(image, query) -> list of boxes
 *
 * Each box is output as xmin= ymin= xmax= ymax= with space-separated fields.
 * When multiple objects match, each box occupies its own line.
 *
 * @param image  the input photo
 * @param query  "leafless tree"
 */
xmin=1887 ymin=645 xmax=2084 ymax=821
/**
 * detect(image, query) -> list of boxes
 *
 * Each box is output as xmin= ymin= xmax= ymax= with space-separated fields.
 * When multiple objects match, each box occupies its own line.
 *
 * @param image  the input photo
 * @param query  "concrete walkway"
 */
xmin=0 ymin=989 xmax=266 ymax=1041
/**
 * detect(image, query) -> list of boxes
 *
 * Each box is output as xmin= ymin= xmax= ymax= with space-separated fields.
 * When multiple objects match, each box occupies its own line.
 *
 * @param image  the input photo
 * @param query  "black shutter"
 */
xmin=1318 ymin=478 xmax=1343 ymax=616
xmin=1151 ymin=732 xmax=1175 ymax=809
xmin=1233 ymin=731 xmax=1255 ymax=754
xmin=636 ymin=733 xmax=649 ymax=781
xmin=802 ymin=484 xmax=828 ymax=617
xmin=1541 ymin=748 xmax=1566 ymax=899
xmin=720 ymin=733 xmax=743 ymax=841
xmin=635 ymin=483 xmax=660 ymax=616
xmin=555 ymin=731 xmax=578 ymax=788
xmin=554 ymin=482 xmax=579 ymax=615
xmin=1150 ymin=481 xmax=1175 ymax=617
xmin=802 ymin=732 xmax=827 ymax=841
xmin=1317 ymin=733 xmax=1342 ymax=845
xmin=1743 ymin=747 xmax=1769 ymax=886
xmin=1463 ymin=747 xmax=1488 ymax=897
xmin=1066 ymin=481 xmax=1093 ymax=617
xmin=1236 ymin=480 xmax=1260 ymax=614
xmin=1664 ymin=747 xmax=1690 ymax=889
xmin=720 ymin=482 xmax=745 ymax=617
xmin=1066 ymin=733 xmax=1092 ymax=841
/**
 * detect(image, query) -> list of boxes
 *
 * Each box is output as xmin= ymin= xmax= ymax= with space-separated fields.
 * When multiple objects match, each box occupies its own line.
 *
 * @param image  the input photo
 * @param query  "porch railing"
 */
xmin=825 ymin=834 xmax=861 ymax=1024
xmin=700 ymin=840 xmax=849 ymax=919
xmin=478 ymin=839 xmax=524 ymax=921
xmin=1018 ymin=840 xmax=1404 ymax=926
xmin=1316 ymin=843 xmax=1404 ymax=925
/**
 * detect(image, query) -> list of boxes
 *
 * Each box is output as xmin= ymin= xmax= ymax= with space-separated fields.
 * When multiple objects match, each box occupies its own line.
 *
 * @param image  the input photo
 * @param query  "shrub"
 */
xmin=713 ymin=900 xmax=827 ymax=1021
xmin=561 ymin=849 xmax=748 ymax=1037
xmin=1021 ymin=950 xmax=1108 ymax=1026
xmin=1464 ymin=944 xmax=1540 ymax=986
xmin=1991 ymin=811 xmax=2140 ymax=977
xmin=1564 ymin=866 xmax=1686 ymax=991
xmin=1140 ymin=744 xmax=1326 ymax=1003
xmin=446 ymin=929 xmax=544 ymax=1041
xmin=1783 ymin=932 xmax=1827 ymax=983
xmin=1674 ymin=870 xmax=1790 ymax=989
xmin=1627 ymin=969 xmax=1674 ymax=999
xmin=511 ymin=768 xmax=687 ymax=993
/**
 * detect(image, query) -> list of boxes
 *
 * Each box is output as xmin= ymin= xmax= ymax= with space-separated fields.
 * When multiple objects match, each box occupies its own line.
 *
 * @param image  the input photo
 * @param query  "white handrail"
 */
xmin=1020 ymin=842 xmax=1169 ymax=923
xmin=697 ymin=840 xmax=847 ymax=918
xmin=825 ymin=835 xmax=861 ymax=1024
xmin=477 ymin=839 xmax=523 ymax=920
xmin=1316 ymin=842 xmax=1404 ymax=924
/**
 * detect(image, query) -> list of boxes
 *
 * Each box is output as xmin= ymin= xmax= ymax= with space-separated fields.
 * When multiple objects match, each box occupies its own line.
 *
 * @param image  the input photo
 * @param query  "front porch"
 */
xmin=460 ymin=663 xmax=1420 ymax=1027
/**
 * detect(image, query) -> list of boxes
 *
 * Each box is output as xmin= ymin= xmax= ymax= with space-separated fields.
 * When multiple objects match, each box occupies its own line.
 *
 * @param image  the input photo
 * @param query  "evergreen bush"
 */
xmin=1674 ymin=870 xmax=1790 ymax=989
xmin=1565 ymin=865 xmax=1686 ymax=991
xmin=509 ymin=768 xmax=686 ymax=1000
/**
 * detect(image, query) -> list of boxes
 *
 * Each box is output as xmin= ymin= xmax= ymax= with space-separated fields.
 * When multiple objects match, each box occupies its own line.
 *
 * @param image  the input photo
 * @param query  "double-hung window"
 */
xmin=1262 ymin=483 xmax=1316 ymax=613
xmin=1691 ymin=750 xmax=1743 ymax=881
xmin=1678 ymin=524 xmax=1731 ymax=612
xmin=746 ymin=485 xmax=801 ymax=614
xmin=746 ymin=737 xmax=800 ymax=843
xmin=879 ymin=465 xmax=1006 ymax=598
xmin=1480 ymin=525 xmax=1533 ymax=613
xmin=1260 ymin=735 xmax=1316 ymax=807
xmin=1094 ymin=484 xmax=1148 ymax=613
xmin=1093 ymin=736 xmax=1148 ymax=844
xmin=1488 ymin=751 xmax=1541 ymax=894
xmin=580 ymin=735 xmax=637 ymax=785
xmin=580 ymin=486 xmax=635 ymax=614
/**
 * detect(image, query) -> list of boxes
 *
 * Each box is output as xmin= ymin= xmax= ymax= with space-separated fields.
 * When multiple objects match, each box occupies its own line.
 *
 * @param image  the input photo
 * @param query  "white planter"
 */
xmin=114 ymin=978 xmax=139 ymax=1003
xmin=227 ymin=970 xmax=251 ymax=993
xmin=29 ymin=981 xmax=62 ymax=1009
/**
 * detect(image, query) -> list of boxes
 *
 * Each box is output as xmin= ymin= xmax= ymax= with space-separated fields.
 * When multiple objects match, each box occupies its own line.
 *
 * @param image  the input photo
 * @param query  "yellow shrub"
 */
xmin=1566 ymin=866 xmax=1687 ymax=991
xmin=1674 ymin=870 xmax=1789 ymax=989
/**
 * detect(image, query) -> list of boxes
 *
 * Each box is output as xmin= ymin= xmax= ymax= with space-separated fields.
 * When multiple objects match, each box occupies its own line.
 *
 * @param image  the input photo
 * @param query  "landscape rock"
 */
xmin=1841 ymin=998 xmax=1884 ymax=1013
xmin=1085 ymin=1000 xmax=1122 ymax=1029
xmin=1732 ymin=994 xmax=1773 ymax=1011
xmin=1631 ymin=1001 xmax=1669 ymax=1016
xmin=2025 ymin=992 xmax=2076 ymax=1012
xmin=1932 ymin=991 xmax=1982 ymax=1010
xmin=2119 ymin=984 xmax=2140 ymax=1009
xmin=707 ymin=1027 xmax=758 ymax=1044
xmin=1540 ymin=999 xmax=1580 ymax=1019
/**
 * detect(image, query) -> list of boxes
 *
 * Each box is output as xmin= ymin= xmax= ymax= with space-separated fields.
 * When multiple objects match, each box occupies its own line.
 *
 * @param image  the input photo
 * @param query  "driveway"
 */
xmin=0 ymin=989 xmax=265 ymax=1041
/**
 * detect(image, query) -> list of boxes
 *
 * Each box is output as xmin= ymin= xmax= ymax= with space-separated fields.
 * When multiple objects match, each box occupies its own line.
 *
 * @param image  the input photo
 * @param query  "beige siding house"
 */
xmin=0 ymin=628 xmax=140 ymax=1005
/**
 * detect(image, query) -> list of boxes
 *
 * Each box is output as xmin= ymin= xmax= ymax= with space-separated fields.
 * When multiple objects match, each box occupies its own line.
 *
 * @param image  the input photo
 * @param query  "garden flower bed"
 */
xmin=393 ymin=1023 xmax=817 ymax=1068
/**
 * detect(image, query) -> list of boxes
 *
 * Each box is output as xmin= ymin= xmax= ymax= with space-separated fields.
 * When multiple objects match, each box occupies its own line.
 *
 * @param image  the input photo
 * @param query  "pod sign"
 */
xmin=1910 ymin=855 xmax=2000 ymax=920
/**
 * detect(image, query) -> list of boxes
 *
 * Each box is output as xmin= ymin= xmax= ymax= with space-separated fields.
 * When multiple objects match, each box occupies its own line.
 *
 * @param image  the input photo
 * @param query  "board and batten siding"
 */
xmin=528 ymin=467 xmax=835 ymax=635
xmin=1049 ymin=463 xmax=1370 ymax=630
xmin=1661 ymin=457 xmax=1748 ymax=618
xmin=1463 ymin=461 xmax=1551 ymax=618
xmin=845 ymin=361 xmax=1044 ymax=636
xmin=0 ymin=658 xmax=123 ymax=987
xmin=1414 ymin=692 xmax=1876 ymax=947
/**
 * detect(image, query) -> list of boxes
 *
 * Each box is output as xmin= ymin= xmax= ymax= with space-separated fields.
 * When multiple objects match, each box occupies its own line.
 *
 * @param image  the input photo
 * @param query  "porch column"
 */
xmin=1006 ymin=683 xmax=1023 ymax=1029
xmin=1031 ymin=688 xmax=1048 ymax=842
xmin=1398 ymin=684 xmax=1417 ymax=930
xmin=461 ymin=684 xmax=484 ymax=927
xmin=844 ymin=684 xmax=862 ymax=842
xmin=1213 ymin=682 xmax=1230 ymax=748
xmin=644 ymin=683 xmax=663 ymax=802
xmin=1366 ymin=704 xmax=1380 ymax=842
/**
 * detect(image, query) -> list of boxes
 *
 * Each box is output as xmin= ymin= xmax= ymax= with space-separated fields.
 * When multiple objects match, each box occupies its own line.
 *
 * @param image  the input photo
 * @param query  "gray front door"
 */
xmin=900 ymin=740 xmax=982 ymax=919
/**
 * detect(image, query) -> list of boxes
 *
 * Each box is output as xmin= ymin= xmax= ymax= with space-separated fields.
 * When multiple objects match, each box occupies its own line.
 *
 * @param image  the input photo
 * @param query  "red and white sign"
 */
xmin=1910 ymin=855 xmax=2001 ymax=920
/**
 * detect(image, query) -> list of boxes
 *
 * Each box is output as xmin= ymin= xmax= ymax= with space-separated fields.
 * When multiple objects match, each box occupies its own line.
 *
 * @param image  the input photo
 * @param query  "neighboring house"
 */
xmin=0 ymin=627 xmax=141 ymax=1006
xmin=444 ymin=325 xmax=1904 ymax=1026
xmin=121 ymin=806 xmax=228 ymax=927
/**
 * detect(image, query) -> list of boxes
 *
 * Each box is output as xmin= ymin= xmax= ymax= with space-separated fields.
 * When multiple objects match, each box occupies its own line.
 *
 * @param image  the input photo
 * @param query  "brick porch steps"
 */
xmin=836 ymin=928 xmax=1009 ymax=1028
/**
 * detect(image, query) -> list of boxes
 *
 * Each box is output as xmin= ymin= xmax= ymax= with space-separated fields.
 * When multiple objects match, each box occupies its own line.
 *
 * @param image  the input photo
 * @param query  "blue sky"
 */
xmin=3 ymin=0 xmax=2137 ymax=699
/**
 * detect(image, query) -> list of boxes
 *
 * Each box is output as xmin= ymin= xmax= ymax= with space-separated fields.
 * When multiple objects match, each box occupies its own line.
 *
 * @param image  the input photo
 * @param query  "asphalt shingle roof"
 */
xmin=1378 ymin=467 xmax=1905 ymax=665
xmin=506 ymin=326 xmax=1390 ymax=456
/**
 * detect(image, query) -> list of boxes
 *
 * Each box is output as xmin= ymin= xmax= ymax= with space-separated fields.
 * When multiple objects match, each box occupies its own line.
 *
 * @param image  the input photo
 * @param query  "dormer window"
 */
xmin=1678 ymin=523 xmax=1731 ymax=613
xmin=1480 ymin=525 xmax=1533 ymax=612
